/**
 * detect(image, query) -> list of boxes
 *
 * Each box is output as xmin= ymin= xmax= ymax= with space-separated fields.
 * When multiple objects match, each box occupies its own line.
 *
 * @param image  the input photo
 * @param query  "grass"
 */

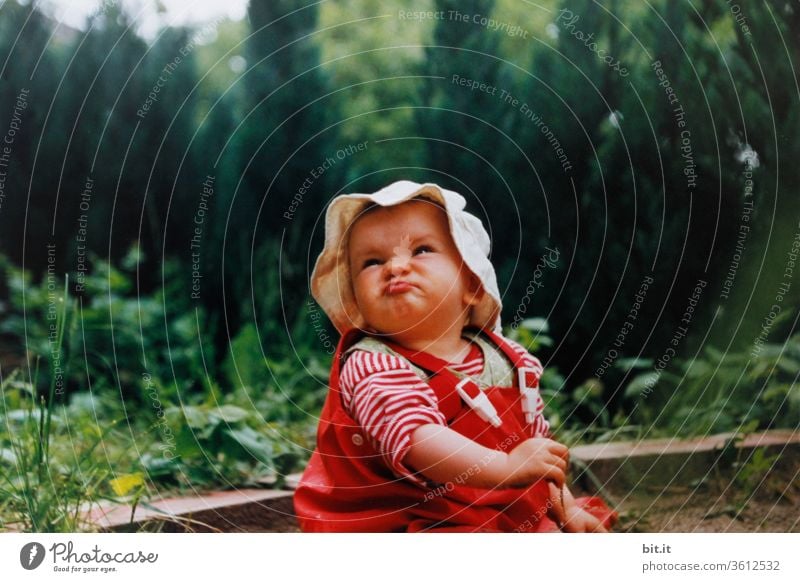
xmin=0 ymin=277 xmax=111 ymax=531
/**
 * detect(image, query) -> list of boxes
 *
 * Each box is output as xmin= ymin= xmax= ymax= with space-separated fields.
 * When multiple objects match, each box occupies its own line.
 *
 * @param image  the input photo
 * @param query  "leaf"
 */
xmin=737 ymin=418 xmax=760 ymax=436
xmin=615 ymin=357 xmax=653 ymax=372
xmin=180 ymin=405 xmax=210 ymax=429
xmin=685 ymin=359 xmax=712 ymax=379
xmin=756 ymin=343 xmax=788 ymax=359
xmin=761 ymin=383 xmax=789 ymax=403
xmin=624 ymin=372 xmax=661 ymax=399
xmin=211 ymin=405 xmax=250 ymax=424
xmin=518 ymin=318 xmax=549 ymax=333
xmin=109 ymin=473 xmax=144 ymax=496
xmin=776 ymin=357 xmax=800 ymax=375
xmin=9 ymin=379 xmax=37 ymax=397
xmin=224 ymin=427 xmax=273 ymax=466
xmin=703 ymin=345 xmax=725 ymax=361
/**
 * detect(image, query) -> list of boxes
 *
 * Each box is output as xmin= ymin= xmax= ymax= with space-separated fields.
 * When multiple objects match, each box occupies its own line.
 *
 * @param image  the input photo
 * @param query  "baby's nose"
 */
xmin=388 ymin=234 xmax=413 ymax=276
xmin=388 ymin=255 xmax=411 ymax=275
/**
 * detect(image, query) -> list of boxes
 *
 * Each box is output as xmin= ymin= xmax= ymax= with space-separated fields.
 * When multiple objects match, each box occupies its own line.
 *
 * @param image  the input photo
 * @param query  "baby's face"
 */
xmin=347 ymin=199 xmax=482 ymax=338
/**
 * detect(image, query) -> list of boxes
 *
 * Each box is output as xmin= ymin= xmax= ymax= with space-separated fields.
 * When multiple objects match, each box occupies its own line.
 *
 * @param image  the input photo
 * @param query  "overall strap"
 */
xmin=338 ymin=328 xmax=540 ymax=426
xmin=479 ymin=328 xmax=541 ymax=390
xmin=477 ymin=328 xmax=543 ymax=422
xmin=380 ymin=328 xmax=527 ymax=426
xmin=377 ymin=338 xmax=469 ymax=422
xmin=479 ymin=328 xmax=526 ymax=368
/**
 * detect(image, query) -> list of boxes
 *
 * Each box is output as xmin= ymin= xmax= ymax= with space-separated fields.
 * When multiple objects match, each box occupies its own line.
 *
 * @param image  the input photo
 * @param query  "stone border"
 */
xmin=87 ymin=489 xmax=297 ymax=532
xmin=570 ymin=429 xmax=799 ymax=493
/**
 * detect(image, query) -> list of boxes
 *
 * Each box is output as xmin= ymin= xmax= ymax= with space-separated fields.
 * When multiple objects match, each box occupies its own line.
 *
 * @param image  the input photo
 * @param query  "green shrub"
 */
xmin=0 ymin=247 xmax=216 ymax=402
xmin=626 ymin=329 xmax=800 ymax=435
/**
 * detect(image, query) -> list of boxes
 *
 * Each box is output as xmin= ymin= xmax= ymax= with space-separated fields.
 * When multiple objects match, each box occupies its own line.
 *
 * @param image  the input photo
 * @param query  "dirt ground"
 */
xmin=179 ymin=462 xmax=799 ymax=533
xmin=134 ymin=453 xmax=798 ymax=533
xmin=607 ymin=460 xmax=800 ymax=533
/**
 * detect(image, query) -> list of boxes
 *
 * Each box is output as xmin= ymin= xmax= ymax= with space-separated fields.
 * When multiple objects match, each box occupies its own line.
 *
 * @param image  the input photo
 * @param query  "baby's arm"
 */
xmin=407 ymin=426 xmax=606 ymax=531
xmin=405 ymin=424 xmax=569 ymax=490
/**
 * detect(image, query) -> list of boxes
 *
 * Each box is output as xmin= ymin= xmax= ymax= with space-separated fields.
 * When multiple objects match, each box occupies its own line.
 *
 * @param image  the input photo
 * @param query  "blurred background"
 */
xmin=0 ymin=0 xmax=798 ymax=531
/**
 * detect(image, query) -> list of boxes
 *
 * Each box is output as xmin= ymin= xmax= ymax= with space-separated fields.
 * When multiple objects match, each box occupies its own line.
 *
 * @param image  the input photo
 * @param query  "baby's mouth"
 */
xmin=386 ymin=280 xmax=415 ymax=295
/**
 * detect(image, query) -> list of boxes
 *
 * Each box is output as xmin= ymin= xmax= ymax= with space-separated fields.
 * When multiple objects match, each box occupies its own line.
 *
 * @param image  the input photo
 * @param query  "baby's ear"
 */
xmin=463 ymin=272 xmax=485 ymax=306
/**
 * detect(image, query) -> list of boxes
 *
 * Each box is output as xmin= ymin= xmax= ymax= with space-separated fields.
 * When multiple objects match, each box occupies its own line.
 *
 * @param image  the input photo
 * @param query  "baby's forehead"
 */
xmin=352 ymin=199 xmax=447 ymax=234
xmin=347 ymin=199 xmax=451 ymax=250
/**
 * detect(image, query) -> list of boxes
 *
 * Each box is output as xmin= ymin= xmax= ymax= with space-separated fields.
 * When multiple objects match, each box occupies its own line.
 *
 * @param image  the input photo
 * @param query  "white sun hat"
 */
xmin=310 ymin=180 xmax=502 ymax=334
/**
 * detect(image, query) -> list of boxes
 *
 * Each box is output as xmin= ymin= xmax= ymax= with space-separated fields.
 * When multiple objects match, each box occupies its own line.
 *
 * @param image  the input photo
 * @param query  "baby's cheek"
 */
xmin=350 ymin=278 xmax=366 ymax=304
xmin=354 ymin=275 xmax=378 ymax=303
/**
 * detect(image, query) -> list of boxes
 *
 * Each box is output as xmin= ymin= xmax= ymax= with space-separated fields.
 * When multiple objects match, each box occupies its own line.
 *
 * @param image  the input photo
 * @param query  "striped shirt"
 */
xmin=339 ymin=337 xmax=550 ymax=482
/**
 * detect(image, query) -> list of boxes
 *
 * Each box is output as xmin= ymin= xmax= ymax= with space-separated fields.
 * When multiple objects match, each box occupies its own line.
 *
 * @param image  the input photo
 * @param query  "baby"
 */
xmin=295 ymin=181 xmax=616 ymax=533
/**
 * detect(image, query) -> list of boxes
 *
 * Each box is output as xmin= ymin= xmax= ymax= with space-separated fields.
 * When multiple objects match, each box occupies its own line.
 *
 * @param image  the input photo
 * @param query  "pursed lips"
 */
xmin=385 ymin=280 xmax=416 ymax=295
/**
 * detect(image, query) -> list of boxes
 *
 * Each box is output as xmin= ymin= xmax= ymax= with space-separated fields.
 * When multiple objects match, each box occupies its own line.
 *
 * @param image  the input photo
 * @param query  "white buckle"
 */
xmin=518 ymin=367 xmax=541 ymax=425
xmin=454 ymin=377 xmax=502 ymax=427
xmin=520 ymin=387 xmax=539 ymax=424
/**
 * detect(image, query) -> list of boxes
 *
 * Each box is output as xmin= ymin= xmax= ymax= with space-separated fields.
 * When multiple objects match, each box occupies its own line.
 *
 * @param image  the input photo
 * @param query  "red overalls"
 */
xmin=294 ymin=327 xmax=617 ymax=532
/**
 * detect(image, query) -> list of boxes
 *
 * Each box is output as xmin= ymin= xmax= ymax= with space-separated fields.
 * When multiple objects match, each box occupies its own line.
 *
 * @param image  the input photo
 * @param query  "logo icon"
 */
xmin=20 ymin=542 xmax=46 ymax=570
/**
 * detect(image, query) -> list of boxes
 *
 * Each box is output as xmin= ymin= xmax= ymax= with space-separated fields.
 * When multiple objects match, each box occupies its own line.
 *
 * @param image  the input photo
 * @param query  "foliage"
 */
xmin=0 ymin=284 xmax=123 ymax=532
xmin=0 ymin=253 xmax=325 ymax=531
xmin=1 ymin=375 xmax=107 ymax=531
xmin=625 ymin=327 xmax=800 ymax=435
xmin=142 ymin=400 xmax=308 ymax=489
xmin=0 ymin=248 xmax=214 ymax=401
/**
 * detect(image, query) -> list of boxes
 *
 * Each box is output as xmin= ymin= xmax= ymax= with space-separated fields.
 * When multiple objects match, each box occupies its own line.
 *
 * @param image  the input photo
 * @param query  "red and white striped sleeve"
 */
xmin=339 ymin=350 xmax=447 ymax=482
xmin=503 ymin=338 xmax=552 ymax=438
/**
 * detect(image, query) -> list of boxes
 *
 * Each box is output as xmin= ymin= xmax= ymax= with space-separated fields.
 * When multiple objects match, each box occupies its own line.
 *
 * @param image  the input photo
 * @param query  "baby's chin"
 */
xmin=360 ymin=321 xmax=419 ymax=338
xmin=360 ymin=304 xmax=424 ymax=333
xmin=360 ymin=317 xmax=450 ymax=340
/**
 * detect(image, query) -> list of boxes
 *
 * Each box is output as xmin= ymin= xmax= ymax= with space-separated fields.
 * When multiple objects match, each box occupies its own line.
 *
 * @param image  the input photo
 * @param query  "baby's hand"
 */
xmin=561 ymin=505 xmax=608 ymax=533
xmin=503 ymin=438 xmax=569 ymax=488
xmin=547 ymin=481 xmax=567 ymax=528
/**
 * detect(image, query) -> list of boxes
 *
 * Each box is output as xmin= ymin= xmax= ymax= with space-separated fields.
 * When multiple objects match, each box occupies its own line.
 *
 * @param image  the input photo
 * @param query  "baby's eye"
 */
xmin=363 ymin=258 xmax=382 ymax=268
xmin=413 ymin=245 xmax=434 ymax=255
